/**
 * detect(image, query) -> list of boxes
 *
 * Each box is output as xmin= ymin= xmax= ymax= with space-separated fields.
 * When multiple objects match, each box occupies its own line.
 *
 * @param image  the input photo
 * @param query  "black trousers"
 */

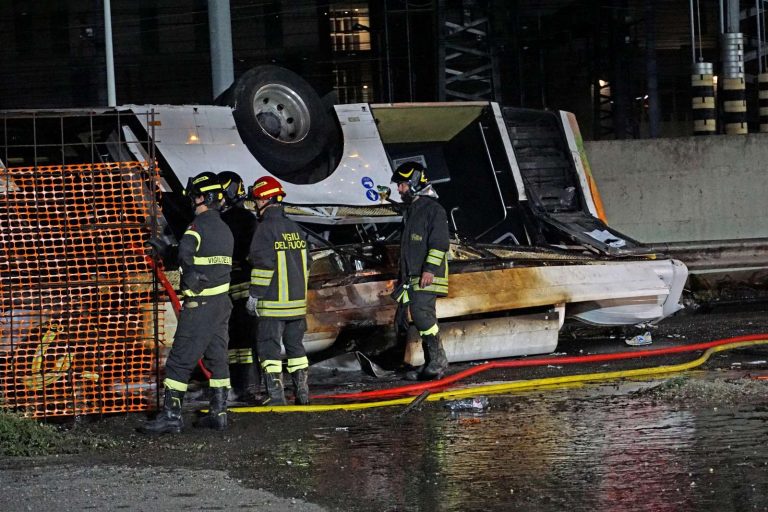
xmin=165 ymin=294 xmax=232 ymax=386
xmin=408 ymin=291 xmax=438 ymax=333
xmin=228 ymin=297 xmax=256 ymax=354
xmin=227 ymin=296 xmax=257 ymax=367
xmin=256 ymin=317 xmax=307 ymax=363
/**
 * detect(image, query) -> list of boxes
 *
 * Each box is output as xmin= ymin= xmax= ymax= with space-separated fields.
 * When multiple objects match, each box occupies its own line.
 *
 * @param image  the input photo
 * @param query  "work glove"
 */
xmin=390 ymin=282 xmax=410 ymax=304
xmin=245 ymin=296 xmax=260 ymax=317
xmin=394 ymin=301 xmax=410 ymax=337
xmin=391 ymin=282 xmax=411 ymax=336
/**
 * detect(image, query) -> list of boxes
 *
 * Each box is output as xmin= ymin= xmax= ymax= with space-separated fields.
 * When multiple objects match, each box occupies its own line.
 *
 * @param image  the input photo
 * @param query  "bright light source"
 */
xmin=363 ymin=85 xmax=368 ymax=89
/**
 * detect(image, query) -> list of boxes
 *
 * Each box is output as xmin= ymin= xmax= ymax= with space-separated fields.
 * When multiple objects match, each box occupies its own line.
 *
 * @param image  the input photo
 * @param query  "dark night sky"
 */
xmin=1 ymin=1 xmax=760 ymax=138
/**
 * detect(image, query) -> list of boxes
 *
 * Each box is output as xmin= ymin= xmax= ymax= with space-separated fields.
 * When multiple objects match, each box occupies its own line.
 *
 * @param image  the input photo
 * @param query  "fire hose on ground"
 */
xmin=227 ymin=334 xmax=768 ymax=414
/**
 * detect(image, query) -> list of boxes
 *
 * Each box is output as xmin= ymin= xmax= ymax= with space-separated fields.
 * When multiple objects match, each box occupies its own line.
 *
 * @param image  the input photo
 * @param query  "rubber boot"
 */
xmin=229 ymin=363 xmax=260 ymax=404
xmin=262 ymin=371 xmax=287 ymax=406
xmin=421 ymin=334 xmax=448 ymax=380
xmin=139 ymin=388 xmax=184 ymax=434
xmin=405 ymin=334 xmax=448 ymax=381
xmin=242 ymin=363 xmax=261 ymax=403
xmin=194 ymin=386 xmax=228 ymax=431
xmin=228 ymin=363 xmax=244 ymax=400
xmin=291 ymin=368 xmax=310 ymax=405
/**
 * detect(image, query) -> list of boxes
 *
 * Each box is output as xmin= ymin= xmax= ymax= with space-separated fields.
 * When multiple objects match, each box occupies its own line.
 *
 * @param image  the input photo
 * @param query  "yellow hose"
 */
xmin=228 ymin=339 xmax=768 ymax=414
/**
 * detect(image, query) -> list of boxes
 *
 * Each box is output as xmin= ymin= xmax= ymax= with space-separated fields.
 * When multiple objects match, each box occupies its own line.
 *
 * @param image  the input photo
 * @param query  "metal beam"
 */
xmin=104 ymin=0 xmax=116 ymax=106
xmin=208 ymin=0 xmax=235 ymax=100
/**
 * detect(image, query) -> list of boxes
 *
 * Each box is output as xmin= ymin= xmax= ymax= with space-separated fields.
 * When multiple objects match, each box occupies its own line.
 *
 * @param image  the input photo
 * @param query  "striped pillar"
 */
xmin=760 ymin=73 xmax=768 ymax=133
xmin=720 ymin=32 xmax=747 ymax=135
xmin=720 ymin=33 xmax=745 ymax=78
xmin=691 ymin=62 xmax=716 ymax=135
xmin=722 ymin=77 xmax=747 ymax=135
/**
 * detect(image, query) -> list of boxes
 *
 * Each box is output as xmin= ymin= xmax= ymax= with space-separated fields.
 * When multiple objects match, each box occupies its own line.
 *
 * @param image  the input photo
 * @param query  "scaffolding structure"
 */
xmin=438 ymin=0 xmax=499 ymax=101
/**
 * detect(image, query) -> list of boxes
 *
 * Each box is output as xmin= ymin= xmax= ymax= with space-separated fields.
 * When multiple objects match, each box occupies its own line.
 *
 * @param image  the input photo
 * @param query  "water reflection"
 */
xmin=263 ymin=383 xmax=768 ymax=511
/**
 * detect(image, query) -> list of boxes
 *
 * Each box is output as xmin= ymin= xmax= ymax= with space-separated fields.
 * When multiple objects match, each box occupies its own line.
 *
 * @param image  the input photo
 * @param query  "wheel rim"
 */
xmin=252 ymin=84 xmax=311 ymax=143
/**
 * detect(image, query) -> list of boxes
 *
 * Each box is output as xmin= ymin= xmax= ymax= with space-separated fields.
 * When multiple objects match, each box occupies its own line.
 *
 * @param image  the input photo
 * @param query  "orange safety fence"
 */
xmin=0 ymin=162 xmax=166 ymax=418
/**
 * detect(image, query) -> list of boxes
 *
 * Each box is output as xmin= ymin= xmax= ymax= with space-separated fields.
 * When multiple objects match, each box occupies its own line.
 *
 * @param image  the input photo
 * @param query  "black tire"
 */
xmin=230 ymin=65 xmax=336 ymax=178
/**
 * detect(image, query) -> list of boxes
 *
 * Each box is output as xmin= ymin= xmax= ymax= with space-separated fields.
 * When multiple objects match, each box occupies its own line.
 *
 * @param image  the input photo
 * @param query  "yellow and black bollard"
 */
xmin=722 ymin=77 xmax=747 ymax=135
xmin=759 ymin=73 xmax=768 ymax=133
xmin=691 ymin=63 xmax=716 ymax=135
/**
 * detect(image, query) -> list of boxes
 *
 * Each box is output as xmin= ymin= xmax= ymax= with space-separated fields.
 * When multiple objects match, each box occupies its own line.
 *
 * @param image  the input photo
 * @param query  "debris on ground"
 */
xmin=625 ymin=331 xmax=653 ymax=346
xmin=636 ymin=375 xmax=768 ymax=406
xmin=444 ymin=396 xmax=490 ymax=411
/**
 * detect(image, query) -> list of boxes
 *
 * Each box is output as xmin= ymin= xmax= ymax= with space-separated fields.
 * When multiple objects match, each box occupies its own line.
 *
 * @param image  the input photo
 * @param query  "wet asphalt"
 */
xmin=2 ymin=302 xmax=768 ymax=512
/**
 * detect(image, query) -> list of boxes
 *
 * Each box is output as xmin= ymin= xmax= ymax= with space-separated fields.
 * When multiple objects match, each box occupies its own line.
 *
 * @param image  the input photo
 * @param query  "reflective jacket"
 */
xmin=179 ymin=209 xmax=234 ymax=298
xmin=247 ymin=205 xmax=309 ymax=319
xmin=400 ymin=196 xmax=450 ymax=295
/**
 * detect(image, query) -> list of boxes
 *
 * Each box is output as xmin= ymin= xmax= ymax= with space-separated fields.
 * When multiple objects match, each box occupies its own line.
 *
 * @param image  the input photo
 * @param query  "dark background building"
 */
xmin=1 ymin=1 xmax=766 ymax=139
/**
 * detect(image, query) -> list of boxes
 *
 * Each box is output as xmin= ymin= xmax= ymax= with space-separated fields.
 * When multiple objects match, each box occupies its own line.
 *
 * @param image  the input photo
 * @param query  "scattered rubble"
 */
xmin=637 ymin=375 xmax=768 ymax=407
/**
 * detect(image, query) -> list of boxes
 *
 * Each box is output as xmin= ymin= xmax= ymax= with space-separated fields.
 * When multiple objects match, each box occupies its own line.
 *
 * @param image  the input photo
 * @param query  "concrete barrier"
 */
xmin=585 ymin=134 xmax=768 ymax=243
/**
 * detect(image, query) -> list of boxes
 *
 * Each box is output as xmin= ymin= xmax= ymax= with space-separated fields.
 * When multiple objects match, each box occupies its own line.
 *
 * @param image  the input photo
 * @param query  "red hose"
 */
xmin=312 ymin=333 xmax=768 ymax=401
xmin=146 ymin=255 xmax=182 ymax=317
xmin=144 ymin=254 xmax=212 ymax=380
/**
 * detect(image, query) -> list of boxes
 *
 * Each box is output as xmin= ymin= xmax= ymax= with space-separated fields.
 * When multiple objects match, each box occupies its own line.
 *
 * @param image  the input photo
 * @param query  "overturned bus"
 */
xmin=0 ymin=66 xmax=686 ymax=416
xmin=127 ymin=66 xmax=687 ymax=366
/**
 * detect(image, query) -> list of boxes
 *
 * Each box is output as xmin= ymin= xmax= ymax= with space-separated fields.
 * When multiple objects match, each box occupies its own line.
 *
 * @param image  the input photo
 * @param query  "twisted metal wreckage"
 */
xmin=0 ymin=66 xmax=687 ymax=417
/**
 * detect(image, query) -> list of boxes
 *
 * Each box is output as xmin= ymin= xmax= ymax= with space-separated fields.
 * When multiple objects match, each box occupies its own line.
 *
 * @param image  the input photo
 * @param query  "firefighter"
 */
xmin=391 ymin=161 xmax=450 ymax=381
xmin=140 ymin=171 xmax=234 ymax=434
xmin=245 ymin=176 xmax=310 ymax=405
xmin=218 ymin=171 xmax=260 ymax=404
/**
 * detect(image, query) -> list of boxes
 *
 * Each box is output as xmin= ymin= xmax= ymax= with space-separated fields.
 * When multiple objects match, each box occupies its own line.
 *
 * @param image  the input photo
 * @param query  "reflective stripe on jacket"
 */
xmin=247 ymin=205 xmax=309 ymax=319
xmin=400 ymin=196 xmax=450 ymax=296
xmin=179 ymin=209 xmax=234 ymax=297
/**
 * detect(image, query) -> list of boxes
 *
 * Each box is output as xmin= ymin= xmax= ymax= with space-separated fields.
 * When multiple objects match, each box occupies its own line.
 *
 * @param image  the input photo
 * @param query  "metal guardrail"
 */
xmin=647 ymin=238 xmax=768 ymax=271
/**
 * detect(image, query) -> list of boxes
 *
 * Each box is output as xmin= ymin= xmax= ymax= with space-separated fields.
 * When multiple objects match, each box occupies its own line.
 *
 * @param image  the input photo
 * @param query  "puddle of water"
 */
xmin=250 ymin=380 xmax=768 ymax=511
